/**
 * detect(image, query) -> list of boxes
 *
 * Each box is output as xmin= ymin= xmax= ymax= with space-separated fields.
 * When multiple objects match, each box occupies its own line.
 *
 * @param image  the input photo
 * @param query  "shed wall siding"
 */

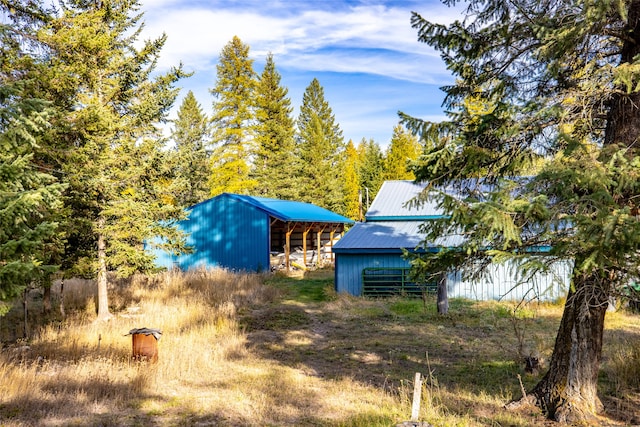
xmin=335 ymin=253 xmax=411 ymax=295
xmin=335 ymin=253 xmax=571 ymax=301
xmin=446 ymin=259 xmax=572 ymax=301
xmin=168 ymin=195 xmax=270 ymax=272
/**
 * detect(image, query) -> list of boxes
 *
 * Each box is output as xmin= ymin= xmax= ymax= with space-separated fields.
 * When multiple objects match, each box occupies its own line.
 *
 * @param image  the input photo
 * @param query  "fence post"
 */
xmin=411 ymin=372 xmax=422 ymax=421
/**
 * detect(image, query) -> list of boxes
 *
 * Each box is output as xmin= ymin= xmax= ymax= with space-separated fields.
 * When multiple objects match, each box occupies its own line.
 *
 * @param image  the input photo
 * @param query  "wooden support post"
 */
xmin=302 ymin=227 xmax=309 ymax=266
xmin=329 ymin=230 xmax=336 ymax=264
xmin=316 ymin=229 xmax=323 ymax=268
xmin=285 ymin=224 xmax=292 ymax=271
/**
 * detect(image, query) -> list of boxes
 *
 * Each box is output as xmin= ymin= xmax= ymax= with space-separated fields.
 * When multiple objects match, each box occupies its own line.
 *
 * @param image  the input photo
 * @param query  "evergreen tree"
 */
xmin=38 ymin=0 xmax=187 ymax=320
xmin=0 ymin=1 xmax=68 ymax=316
xmin=384 ymin=124 xmax=420 ymax=181
xmin=252 ymin=53 xmax=297 ymax=199
xmin=171 ymin=90 xmax=210 ymax=207
xmin=357 ymin=138 xmax=384 ymax=208
xmin=402 ymin=0 xmax=640 ymax=422
xmin=209 ymin=36 xmax=257 ymax=196
xmin=0 ymin=79 xmax=65 ymax=314
xmin=296 ymin=78 xmax=345 ymax=213
xmin=3 ymin=1 xmax=76 ymax=316
xmin=342 ymin=140 xmax=361 ymax=220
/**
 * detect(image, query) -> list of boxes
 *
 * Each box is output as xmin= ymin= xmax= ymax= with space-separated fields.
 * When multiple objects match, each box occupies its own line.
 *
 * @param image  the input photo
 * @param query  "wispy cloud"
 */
xmin=140 ymin=1 xmax=459 ymax=82
xmin=139 ymin=0 xmax=463 ymax=145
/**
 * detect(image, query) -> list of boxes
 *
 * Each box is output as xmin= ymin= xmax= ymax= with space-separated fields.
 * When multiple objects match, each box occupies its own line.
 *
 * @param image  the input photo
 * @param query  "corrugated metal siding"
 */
xmin=447 ymin=259 xmax=572 ymax=301
xmin=334 ymin=221 xmax=424 ymax=251
xmin=177 ymin=194 xmax=270 ymax=272
xmin=335 ymin=178 xmax=570 ymax=301
xmin=335 ymin=253 xmax=412 ymax=295
xmin=151 ymin=193 xmax=352 ymax=272
xmin=335 ymin=252 xmax=571 ymax=301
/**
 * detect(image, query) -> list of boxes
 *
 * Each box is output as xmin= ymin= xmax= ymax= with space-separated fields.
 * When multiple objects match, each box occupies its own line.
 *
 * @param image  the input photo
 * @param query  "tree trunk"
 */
xmin=436 ymin=272 xmax=448 ymax=315
xmin=59 ymin=278 xmax=65 ymax=318
xmin=42 ymin=278 xmax=52 ymax=316
xmin=528 ymin=269 xmax=610 ymax=423
xmin=96 ymin=217 xmax=112 ymax=321
xmin=604 ymin=0 xmax=640 ymax=149
xmin=527 ymin=3 xmax=640 ymax=422
xmin=22 ymin=288 xmax=29 ymax=339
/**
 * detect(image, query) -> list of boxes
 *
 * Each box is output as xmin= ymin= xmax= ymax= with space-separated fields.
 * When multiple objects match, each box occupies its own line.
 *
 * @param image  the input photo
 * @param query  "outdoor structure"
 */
xmin=127 ymin=327 xmax=162 ymax=363
xmin=333 ymin=180 xmax=571 ymax=300
xmin=150 ymin=193 xmax=354 ymax=272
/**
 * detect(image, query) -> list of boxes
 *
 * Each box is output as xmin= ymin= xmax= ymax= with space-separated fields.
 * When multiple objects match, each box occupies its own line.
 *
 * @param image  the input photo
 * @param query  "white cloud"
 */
xmin=138 ymin=0 xmax=463 ymax=145
xmin=140 ymin=1 xmax=461 ymax=83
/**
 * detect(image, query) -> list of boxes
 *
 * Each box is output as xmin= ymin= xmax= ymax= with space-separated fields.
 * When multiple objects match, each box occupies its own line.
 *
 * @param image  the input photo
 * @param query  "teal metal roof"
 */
xmin=212 ymin=193 xmax=354 ymax=224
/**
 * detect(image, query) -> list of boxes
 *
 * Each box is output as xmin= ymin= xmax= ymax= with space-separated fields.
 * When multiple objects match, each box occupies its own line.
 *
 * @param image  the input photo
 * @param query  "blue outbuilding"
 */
xmin=151 ymin=193 xmax=354 ymax=272
xmin=333 ymin=181 xmax=571 ymax=301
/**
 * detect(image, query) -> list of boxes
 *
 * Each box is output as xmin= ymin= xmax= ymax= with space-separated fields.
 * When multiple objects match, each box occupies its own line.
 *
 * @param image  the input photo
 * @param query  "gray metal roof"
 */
xmin=336 ymin=178 xmax=542 ymax=254
xmin=366 ymin=180 xmax=442 ymax=220
xmin=365 ymin=179 xmax=511 ymax=220
xmin=333 ymin=221 xmax=464 ymax=253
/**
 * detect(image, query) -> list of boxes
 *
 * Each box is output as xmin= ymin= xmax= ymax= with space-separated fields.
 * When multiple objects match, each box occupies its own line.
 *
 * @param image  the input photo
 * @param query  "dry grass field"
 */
xmin=0 ymin=269 xmax=639 ymax=426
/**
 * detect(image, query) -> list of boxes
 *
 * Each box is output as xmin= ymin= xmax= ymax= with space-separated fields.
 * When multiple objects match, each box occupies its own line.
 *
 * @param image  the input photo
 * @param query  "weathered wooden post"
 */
xmin=395 ymin=372 xmax=434 ymax=427
xmin=411 ymin=372 xmax=422 ymax=421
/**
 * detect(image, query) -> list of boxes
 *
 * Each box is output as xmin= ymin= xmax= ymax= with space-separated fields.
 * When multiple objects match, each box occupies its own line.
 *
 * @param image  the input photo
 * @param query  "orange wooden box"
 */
xmin=128 ymin=328 xmax=161 ymax=363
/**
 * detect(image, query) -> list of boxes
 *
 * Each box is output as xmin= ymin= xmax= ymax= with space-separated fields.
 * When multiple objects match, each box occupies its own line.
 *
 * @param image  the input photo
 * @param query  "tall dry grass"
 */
xmin=0 ymin=270 xmax=411 ymax=426
xmin=1 ymin=269 xmax=638 ymax=426
xmin=0 ymin=269 xmax=287 ymax=426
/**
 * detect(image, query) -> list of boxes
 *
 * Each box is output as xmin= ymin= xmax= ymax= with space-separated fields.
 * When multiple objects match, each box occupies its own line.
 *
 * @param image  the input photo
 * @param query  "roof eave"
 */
xmin=364 ymin=215 xmax=447 ymax=221
xmin=333 ymin=247 xmax=435 ymax=254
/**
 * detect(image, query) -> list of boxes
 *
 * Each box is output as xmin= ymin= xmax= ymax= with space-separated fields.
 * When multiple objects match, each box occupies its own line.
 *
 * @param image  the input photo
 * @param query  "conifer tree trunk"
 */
xmin=43 ymin=282 xmax=51 ymax=315
xmin=96 ymin=217 xmax=111 ymax=321
xmin=532 ymin=4 xmax=640 ymax=422
xmin=59 ymin=278 xmax=65 ymax=318
xmin=22 ymin=289 xmax=29 ymax=339
xmin=530 ymin=268 xmax=609 ymax=422
xmin=436 ymin=273 xmax=448 ymax=315
xmin=604 ymin=1 xmax=640 ymax=148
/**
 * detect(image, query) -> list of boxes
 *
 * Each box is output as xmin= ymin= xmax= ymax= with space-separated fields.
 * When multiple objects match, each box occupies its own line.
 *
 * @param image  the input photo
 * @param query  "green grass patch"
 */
xmin=447 ymin=360 xmax=523 ymax=394
xmin=243 ymin=306 xmax=310 ymax=331
xmin=351 ymin=305 xmax=389 ymax=319
xmin=389 ymin=299 xmax=428 ymax=317
xmin=265 ymin=270 xmax=335 ymax=302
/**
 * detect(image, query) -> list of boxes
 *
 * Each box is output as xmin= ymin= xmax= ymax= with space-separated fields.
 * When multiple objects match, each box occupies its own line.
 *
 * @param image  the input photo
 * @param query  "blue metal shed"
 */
xmin=150 ymin=193 xmax=354 ymax=272
xmin=334 ymin=181 xmax=570 ymax=301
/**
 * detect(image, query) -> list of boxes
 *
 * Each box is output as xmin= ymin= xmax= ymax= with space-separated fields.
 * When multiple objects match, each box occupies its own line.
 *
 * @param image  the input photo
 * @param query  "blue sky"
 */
xmin=140 ymin=0 xmax=464 ymax=148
